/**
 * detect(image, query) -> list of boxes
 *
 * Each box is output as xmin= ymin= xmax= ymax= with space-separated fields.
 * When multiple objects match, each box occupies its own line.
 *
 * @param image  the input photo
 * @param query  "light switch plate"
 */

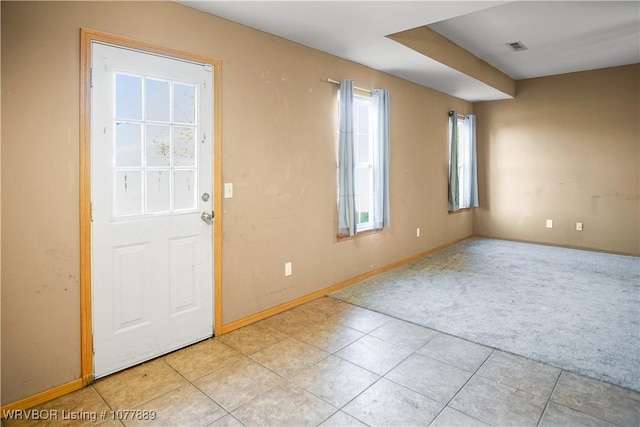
xmin=285 ymin=262 xmax=292 ymax=276
xmin=224 ymin=183 xmax=233 ymax=199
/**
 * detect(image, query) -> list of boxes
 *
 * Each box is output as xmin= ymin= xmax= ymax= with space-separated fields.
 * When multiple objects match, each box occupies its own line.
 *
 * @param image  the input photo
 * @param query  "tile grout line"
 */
xmin=329 ymin=301 xmax=609 ymax=427
xmin=96 ymin=361 xmax=184 ymax=411
xmin=225 ymin=326 xmax=337 ymax=424
xmin=535 ymin=368 xmax=564 ymax=427
xmin=360 ymin=321 xmax=461 ymax=426
xmin=196 ymin=350 xmax=289 ymax=425
xmin=293 ymin=313 xmax=417 ymax=426
xmin=160 ymin=357 xmax=232 ymax=424
xmin=430 ymin=348 xmax=498 ymax=426
xmin=540 ymin=370 xmax=627 ymax=427
xmin=287 ymin=332 xmax=378 ymax=427
xmin=219 ymin=322 xmax=292 ymax=356
xmin=297 ymin=319 xmax=391 ymax=425
xmin=178 ymin=356 xmax=241 ymax=421
xmin=305 ymin=308 xmax=492 ymax=426
xmin=90 ymin=384 xmax=124 ymax=427
xmin=308 ymin=303 xmax=635 ymax=427
xmin=212 ymin=309 xmax=342 ymax=424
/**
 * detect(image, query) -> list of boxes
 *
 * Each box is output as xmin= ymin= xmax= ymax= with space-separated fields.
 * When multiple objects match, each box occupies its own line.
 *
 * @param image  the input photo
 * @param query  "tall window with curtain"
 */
xmin=337 ymin=80 xmax=390 ymax=237
xmin=448 ymin=111 xmax=479 ymax=212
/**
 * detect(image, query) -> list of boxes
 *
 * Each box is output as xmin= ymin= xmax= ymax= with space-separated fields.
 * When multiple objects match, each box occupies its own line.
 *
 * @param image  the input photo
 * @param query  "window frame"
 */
xmin=337 ymin=92 xmax=376 ymax=235
xmin=449 ymin=113 xmax=478 ymax=212
xmin=456 ymin=116 xmax=467 ymax=208
xmin=352 ymin=95 xmax=375 ymax=233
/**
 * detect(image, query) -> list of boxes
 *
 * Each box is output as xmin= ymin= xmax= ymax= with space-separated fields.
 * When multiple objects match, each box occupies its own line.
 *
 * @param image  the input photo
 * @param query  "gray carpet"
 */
xmin=331 ymin=238 xmax=640 ymax=392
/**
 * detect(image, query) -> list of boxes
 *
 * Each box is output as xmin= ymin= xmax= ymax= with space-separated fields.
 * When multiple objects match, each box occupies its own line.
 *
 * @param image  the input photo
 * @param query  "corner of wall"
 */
xmin=472 ymin=66 xmax=640 ymax=255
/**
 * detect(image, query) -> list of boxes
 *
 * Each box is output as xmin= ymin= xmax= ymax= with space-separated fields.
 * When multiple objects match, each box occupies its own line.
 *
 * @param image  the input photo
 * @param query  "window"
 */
xmin=353 ymin=96 xmax=374 ymax=231
xmin=337 ymin=80 xmax=390 ymax=237
xmin=113 ymin=72 xmax=198 ymax=217
xmin=448 ymin=111 xmax=478 ymax=212
xmin=455 ymin=117 xmax=467 ymax=205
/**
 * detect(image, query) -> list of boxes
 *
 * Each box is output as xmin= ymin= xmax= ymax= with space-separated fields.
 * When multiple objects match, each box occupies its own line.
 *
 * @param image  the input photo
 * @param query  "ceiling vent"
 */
xmin=507 ymin=41 xmax=528 ymax=52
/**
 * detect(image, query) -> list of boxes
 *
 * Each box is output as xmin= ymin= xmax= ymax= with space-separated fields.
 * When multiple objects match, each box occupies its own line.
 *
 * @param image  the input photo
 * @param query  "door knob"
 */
xmin=200 ymin=211 xmax=214 ymax=224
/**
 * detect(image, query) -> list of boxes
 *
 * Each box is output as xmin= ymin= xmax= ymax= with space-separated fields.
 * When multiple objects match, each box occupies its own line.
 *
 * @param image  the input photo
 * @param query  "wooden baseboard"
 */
xmin=220 ymin=234 xmax=472 ymax=334
xmin=1 ymin=379 xmax=84 ymax=417
xmin=472 ymin=234 xmax=639 ymax=258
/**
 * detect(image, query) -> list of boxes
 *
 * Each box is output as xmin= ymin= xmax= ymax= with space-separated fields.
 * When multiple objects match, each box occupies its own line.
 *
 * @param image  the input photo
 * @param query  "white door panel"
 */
xmin=91 ymin=43 xmax=214 ymax=378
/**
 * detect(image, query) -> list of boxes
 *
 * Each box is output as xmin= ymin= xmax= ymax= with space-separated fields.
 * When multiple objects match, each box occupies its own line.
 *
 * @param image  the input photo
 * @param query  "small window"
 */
xmin=456 ymin=117 xmax=467 ymax=205
xmin=337 ymin=94 xmax=375 ymax=233
xmin=337 ymin=81 xmax=390 ymax=237
xmin=448 ymin=112 xmax=478 ymax=212
xmin=353 ymin=96 xmax=374 ymax=232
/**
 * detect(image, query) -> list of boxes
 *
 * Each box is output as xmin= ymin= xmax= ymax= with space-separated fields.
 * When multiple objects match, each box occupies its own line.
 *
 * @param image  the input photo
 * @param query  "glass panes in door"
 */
xmin=113 ymin=73 xmax=198 ymax=217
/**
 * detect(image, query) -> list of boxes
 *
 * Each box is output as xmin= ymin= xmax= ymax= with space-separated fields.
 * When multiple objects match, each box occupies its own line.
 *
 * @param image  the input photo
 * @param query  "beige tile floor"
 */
xmin=4 ymin=296 xmax=639 ymax=427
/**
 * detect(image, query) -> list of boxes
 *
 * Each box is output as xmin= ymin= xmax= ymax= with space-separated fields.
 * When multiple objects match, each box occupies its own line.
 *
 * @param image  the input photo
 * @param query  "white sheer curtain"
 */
xmin=337 ymin=80 xmax=356 ymax=236
xmin=372 ymin=89 xmax=390 ymax=230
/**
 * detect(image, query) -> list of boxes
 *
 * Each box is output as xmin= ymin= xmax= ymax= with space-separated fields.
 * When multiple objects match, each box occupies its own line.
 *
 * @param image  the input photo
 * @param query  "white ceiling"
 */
xmin=178 ymin=1 xmax=640 ymax=101
xmin=430 ymin=1 xmax=640 ymax=80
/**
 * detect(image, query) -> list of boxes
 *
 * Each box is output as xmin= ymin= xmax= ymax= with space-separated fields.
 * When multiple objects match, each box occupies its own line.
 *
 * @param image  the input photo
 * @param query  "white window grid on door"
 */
xmin=112 ymin=71 xmax=199 ymax=219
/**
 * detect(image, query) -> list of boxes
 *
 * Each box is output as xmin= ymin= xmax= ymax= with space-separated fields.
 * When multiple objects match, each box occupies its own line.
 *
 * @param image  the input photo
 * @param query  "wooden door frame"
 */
xmin=79 ymin=28 xmax=223 ymax=385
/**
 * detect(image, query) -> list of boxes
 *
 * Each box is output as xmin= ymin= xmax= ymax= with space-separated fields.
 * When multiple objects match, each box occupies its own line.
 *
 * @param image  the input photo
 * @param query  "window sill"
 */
xmin=336 ymin=228 xmax=381 ymax=242
xmin=448 ymin=207 xmax=473 ymax=215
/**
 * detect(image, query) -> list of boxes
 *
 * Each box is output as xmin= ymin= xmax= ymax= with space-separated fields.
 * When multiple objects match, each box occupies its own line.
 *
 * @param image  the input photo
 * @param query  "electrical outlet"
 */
xmin=546 ymin=219 xmax=553 ymax=229
xmin=284 ymin=262 xmax=292 ymax=276
xmin=576 ymin=222 xmax=583 ymax=231
xmin=416 ymin=227 xmax=420 ymax=237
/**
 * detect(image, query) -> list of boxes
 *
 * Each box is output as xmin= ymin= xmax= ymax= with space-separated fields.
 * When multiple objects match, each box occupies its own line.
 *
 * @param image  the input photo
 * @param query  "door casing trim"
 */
xmin=80 ymin=28 xmax=223 ymax=385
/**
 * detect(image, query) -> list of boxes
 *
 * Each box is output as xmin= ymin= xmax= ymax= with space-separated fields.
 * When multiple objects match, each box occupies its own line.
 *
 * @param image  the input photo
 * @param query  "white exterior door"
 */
xmin=91 ymin=42 xmax=214 ymax=378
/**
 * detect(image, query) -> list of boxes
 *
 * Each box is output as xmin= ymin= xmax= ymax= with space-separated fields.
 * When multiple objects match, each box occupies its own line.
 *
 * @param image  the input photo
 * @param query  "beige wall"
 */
xmin=1 ymin=1 xmax=472 ymax=405
xmin=474 ymin=65 xmax=640 ymax=255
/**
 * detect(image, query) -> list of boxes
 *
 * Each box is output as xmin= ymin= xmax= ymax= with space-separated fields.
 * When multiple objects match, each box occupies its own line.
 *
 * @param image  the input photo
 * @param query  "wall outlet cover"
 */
xmin=284 ymin=262 xmax=292 ymax=276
